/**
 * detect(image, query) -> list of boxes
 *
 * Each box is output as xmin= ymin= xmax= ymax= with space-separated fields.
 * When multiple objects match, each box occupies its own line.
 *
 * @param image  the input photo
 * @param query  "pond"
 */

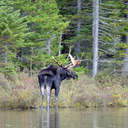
xmin=0 ymin=108 xmax=128 ymax=128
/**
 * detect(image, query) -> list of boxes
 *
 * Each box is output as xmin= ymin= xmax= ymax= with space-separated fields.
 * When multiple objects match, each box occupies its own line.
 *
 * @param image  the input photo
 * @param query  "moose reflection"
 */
xmin=40 ymin=108 xmax=59 ymax=128
xmin=38 ymin=55 xmax=79 ymax=109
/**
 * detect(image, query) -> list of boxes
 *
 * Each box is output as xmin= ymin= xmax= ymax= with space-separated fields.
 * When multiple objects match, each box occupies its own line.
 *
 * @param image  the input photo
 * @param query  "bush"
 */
xmin=0 ymin=73 xmax=41 ymax=109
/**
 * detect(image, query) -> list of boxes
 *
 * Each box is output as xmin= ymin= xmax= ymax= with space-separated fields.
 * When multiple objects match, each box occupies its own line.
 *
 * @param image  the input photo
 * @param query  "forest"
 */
xmin=0 ymin=0 xmax=128 ymax=109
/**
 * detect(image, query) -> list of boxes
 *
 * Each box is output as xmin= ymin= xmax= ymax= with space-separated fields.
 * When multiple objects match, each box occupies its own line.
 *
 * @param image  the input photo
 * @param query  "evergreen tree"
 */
xmin=0 ymin=3 xmax=30 ymax=75
xmin=98 ymin=0 xmax=128 ymax=73
xmin=0 ymin=0 xmax=69 ymax=75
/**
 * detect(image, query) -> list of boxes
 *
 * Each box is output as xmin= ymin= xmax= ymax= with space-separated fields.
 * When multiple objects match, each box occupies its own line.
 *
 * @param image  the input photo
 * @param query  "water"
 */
xmin=0 ymin=108 xmax=128 ymax=128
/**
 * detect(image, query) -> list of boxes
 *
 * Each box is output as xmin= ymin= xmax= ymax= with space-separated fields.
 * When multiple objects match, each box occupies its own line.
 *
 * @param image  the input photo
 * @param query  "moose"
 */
xmin=38 ymin=54 xmax=81 ymax=109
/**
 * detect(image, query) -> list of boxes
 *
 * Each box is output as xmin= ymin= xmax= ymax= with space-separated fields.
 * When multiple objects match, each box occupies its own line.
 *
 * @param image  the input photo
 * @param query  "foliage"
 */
xmin=98 ymin=0 xmax=128 ymax=72
xmin=57 ymin=0 xmax=93 ymax=58
xmin=0 ymin=0 xmax=69 ymax=75
xmin=0 ymin=0 xmax=128 ymax=76
xmin=0 ymin=3 xmax=30 ymax=75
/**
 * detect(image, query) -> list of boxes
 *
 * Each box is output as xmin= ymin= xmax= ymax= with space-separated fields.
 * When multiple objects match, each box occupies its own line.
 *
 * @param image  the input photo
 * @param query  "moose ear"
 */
xmin=75 ymin=74 xmax=78 ymax=79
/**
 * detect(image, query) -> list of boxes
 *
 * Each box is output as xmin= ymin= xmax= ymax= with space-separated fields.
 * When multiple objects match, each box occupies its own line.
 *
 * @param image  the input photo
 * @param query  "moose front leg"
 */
xmin=55 ymin=88 xmax=60 ymax=111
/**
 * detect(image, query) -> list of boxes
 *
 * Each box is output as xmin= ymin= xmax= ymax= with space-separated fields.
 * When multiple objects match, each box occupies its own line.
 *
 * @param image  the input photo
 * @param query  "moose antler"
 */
xmin=64 ymin=46 xmax=82 ymax=69
xmin=64 ymin=53 xmax=82 ymax=69
xmin=51 ymin=56 xmax=66 ymax=68
xmin=52 ymin=56 xmax=72 ymax=69
xmin=52 ymin=53 xmax=82 ymax=70
xmin=67 ymin=53 xmax=82 ymax=68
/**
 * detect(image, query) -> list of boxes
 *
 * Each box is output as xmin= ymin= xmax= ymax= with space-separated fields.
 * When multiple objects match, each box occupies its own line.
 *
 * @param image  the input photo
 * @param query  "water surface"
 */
xmin=0 ymin=108 xmax=128 ymax=128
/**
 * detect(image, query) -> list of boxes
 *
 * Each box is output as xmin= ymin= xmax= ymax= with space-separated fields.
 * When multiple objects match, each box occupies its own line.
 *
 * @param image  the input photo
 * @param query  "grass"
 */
xmin=0 ymin=72 xmax=128 ymax=109
xmin=0 ymin=73 xmax=41 ymax=109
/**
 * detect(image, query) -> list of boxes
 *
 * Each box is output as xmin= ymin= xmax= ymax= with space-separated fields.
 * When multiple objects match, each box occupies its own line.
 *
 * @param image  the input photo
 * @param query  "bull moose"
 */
xmin=38 ymin=54 xmax=81 ymax=109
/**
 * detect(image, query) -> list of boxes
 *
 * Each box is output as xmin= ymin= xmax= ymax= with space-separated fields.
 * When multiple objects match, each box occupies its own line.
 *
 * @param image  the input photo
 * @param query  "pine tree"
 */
xmin=0 ymin=3 xmax=30 ymax=75
xmin=0 ymin=0 xmax=69 ymax=74
xmin=56 ymin=0 xmax=93 ymax=59
xmin=98 ymin=0 xmax=128 ymax=74
xmin=23 ymin=0 xmax=69 ymax=71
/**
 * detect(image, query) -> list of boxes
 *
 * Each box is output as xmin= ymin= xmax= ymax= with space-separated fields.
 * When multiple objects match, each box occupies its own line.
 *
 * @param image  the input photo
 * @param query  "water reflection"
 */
xmin=1 ymin=108 xmax=128 ymax=128
xmin=40 ymin=108 xmax=59 ymax=128
xmin=93 ymin=111 xmax=98 ymax=128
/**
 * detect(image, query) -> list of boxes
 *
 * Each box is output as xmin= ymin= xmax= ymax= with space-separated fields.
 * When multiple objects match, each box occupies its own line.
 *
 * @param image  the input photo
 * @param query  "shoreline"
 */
xmin=0 ymin=73 xmax=128 ymax=110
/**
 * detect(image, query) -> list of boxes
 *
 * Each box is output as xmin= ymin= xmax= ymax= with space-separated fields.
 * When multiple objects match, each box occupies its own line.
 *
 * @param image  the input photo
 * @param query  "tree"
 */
xmin=92 ymin=0 xmax=99 ymax=77
xmin=122 ymin=2 xmax=128 ymax=76
xmin=0 ymin=3 xmax=30 ymax=75
xmin=25 ymin=0 xmax=69 ymax=71
xmin=0 ymin=0 xmax=69 ymax=75
xmin=98 ymin=0 xmax=128 ymax=74
xmin=74 ymin=0 xmax=82 ymax=54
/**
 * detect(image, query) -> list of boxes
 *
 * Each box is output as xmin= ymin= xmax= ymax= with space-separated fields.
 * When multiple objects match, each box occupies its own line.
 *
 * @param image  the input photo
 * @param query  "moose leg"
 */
xmin=55 ymin=88 xmax=60 ymax=111
xmin=40 ymin=85 xmax=44 ymax=109
xmin=46 ymin=85 xmax=51 ymax=110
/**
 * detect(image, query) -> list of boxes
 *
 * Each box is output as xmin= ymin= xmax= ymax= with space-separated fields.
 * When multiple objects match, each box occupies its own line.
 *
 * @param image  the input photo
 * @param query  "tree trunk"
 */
xmin=5 ymin=51 xmax=8 ymax=64
xmin=29 ymin=47 xmax=33 ymax=77
xmin=122 ymin=35 xmax=128 ymax=76
xmin=4 ymin=45 xmax=8 ymax=64
xmin=47 ymin=35 xmax=56 ymax=56
xmin=58 ymin=32 xmax=62 ymax=56
xmin=92 ymin=0 xmax=99 ymax=78
xmin=122 ymin=2 xmax=128 ymax=76
xmin=74 ymin=0 xmax=82 ymax=54
xmin=77 ymin=0 xmax=81 ymax=33
xmin=47 ymin=38 xmax=51 ymax=56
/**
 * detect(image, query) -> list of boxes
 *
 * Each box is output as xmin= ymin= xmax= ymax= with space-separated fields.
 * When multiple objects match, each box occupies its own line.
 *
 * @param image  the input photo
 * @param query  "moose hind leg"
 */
xmin=46 ymin=85 xmax=51 ymax=110
xmin=40 ymin=85 xmax=44 ymax=109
